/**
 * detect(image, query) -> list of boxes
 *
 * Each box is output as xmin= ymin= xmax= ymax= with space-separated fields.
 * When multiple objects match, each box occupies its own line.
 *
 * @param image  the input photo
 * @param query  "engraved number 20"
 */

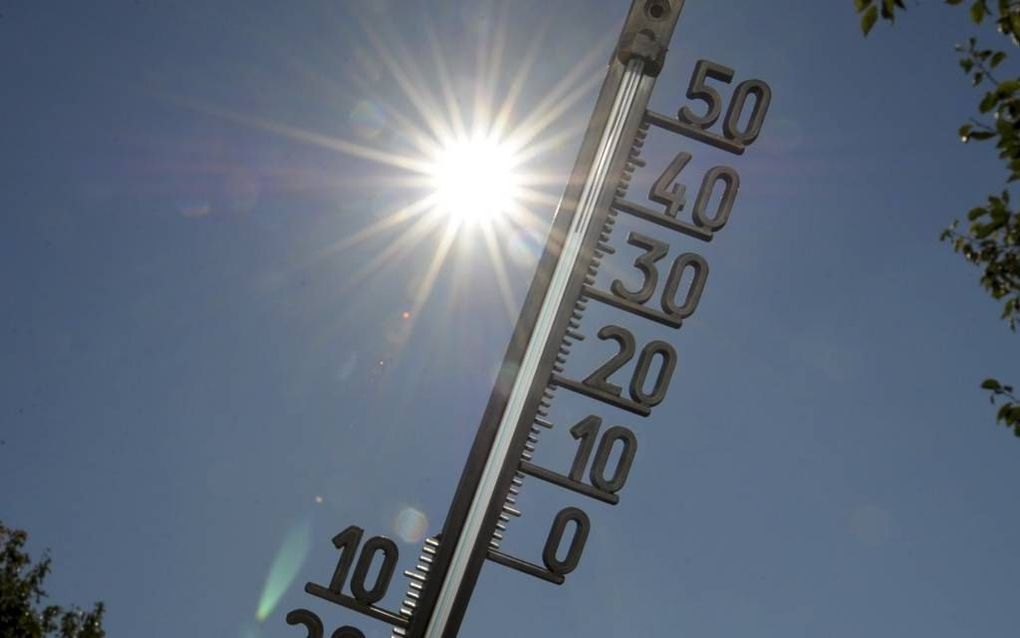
xmin=286 ymin=609 xmax=365 ymax=638
xmin=583 ymin=325 xmax=677 ymax=408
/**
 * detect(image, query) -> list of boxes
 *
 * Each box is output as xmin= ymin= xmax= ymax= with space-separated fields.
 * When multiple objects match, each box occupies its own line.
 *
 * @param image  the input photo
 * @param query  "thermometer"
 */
xmin=286 ymin=1 xmax=772 ymax=636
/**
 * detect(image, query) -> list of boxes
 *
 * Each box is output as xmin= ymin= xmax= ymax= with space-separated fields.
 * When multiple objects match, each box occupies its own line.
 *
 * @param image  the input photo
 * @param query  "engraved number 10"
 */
xmin=569 ymin=415 xmax=638 ymax=494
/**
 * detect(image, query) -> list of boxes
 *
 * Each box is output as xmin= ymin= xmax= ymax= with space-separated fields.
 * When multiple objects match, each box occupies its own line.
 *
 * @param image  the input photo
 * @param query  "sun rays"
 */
xmin=175 ymin=10 xmax=624 ymax=625
xmin=317 ymin=12 xmax=614 ymax=324
xmin=174 ymin=3 xmax=615 ymax=363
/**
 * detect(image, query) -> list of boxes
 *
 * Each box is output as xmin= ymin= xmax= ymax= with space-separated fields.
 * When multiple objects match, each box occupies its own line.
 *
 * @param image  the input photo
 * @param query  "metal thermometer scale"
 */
xmin=287 ymin=1 xmax=771 ymax=636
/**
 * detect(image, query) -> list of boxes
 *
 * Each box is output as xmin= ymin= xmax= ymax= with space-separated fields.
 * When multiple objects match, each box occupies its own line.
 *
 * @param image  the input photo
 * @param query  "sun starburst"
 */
xmin=428 ymin=134 xmax=521 ymax=227
xmin=176 ymin=5 xmax=615 ymax=355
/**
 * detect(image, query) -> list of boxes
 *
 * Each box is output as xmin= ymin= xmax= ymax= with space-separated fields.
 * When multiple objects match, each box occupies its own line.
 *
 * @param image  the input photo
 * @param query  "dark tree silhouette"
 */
xmin=854 ymin=0 xmax=1020 ymax=436
xmin=0 ymin=522 xmax=105 ymax=638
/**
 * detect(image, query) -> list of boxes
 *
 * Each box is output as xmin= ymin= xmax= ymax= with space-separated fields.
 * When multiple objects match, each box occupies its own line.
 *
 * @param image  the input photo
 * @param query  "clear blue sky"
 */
xmin=2 ymin=1 xmax=1018 ymax=637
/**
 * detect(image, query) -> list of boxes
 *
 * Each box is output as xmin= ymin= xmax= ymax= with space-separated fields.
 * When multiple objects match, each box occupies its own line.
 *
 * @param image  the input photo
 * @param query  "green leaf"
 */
xmin=970 ymin=0 xmax=987 ymax=23
xmin=854 ymin=0 xmax=871 ymax=11
xmin=990 ymin=51 xmax=1007 ymax=67
xmin=996 ymin=79 xmax=1020 ymax=95
xmin=861 ymin=6 xmax=879 ymax=34
xmin=981 ymin=378 xmax=1003 ymax=390
xmin=1010 ymin=14 xmax=1020 ymax=37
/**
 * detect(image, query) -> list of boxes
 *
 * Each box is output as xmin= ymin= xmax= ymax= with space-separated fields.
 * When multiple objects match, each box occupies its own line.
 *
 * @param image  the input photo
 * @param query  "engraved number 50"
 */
xmin=678 ymin=59 xmax=771 ymax=147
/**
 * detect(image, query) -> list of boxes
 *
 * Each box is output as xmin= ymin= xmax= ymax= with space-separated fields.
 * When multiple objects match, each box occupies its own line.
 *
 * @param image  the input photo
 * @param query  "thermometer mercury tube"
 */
xmin=405 ymin=3 xmax=685 ymax=636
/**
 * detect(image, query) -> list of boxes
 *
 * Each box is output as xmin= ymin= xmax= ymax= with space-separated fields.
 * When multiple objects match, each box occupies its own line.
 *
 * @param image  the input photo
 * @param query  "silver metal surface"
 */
xmin=422 ymin=58 xmax=647 ymax=638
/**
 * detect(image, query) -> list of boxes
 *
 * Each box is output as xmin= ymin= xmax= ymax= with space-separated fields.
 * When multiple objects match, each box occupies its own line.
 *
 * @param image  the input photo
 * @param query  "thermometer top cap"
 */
xmin=616 ymin=0 xmax=685 ymax=76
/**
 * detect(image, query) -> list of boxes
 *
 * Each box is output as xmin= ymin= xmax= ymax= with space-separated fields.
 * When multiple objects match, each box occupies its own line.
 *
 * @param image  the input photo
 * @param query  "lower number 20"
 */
xmin=286 ymin=609 xmax=364 ymax=638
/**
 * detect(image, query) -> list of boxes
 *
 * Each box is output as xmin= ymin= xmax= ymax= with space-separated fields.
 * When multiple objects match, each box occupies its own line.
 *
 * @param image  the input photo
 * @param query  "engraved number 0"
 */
xmin=543 ymin=507 xmax=590 ymax=575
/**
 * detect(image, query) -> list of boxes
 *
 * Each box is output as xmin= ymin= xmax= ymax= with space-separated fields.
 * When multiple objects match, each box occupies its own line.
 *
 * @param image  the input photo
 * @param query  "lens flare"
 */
xmin=336 ymin=351 xmax=359 ymax=383
xmin=349 ymin=99 xmax=388 ymax=140
xmin=240 ymin=624 xmax=264 ymax=638
xmin=505 ymin=230 xmax=542 ymax=268
xmin=256 ymin=519 xmax=312 ymax=622
xmin=393 ymin=506 xmax=429 ymax=544
xmin=179 ymin=201 xmax=211 ymax=218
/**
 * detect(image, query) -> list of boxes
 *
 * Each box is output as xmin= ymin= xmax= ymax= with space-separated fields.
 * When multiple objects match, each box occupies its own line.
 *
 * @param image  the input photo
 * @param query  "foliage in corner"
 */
xmin=853 ymin=0 xmax=908 ymax=35
xmin=0 ymin=522 xmax=106 ymax=638
xmin=853 ymin=0 xmax=1020 ymax=437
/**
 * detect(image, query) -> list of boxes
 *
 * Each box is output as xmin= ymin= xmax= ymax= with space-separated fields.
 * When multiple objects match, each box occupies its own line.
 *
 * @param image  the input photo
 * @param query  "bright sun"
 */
xmin=206 ymin=10 xmax=609 ymax=332
xmin=429 ymin=136 xmax=521 ymax=226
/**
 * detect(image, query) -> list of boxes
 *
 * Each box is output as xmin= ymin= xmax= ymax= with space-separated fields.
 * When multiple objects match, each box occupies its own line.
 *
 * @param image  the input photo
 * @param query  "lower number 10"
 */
xmin=569 ymin=416 xmax=638 ymax=494
xmin=323 ymin=526 xmax=398 ymax=604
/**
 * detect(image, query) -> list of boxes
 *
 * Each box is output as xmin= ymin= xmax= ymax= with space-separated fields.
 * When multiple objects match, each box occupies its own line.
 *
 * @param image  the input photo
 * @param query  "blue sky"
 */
xmin=1 ymin=1 xmax=1018 ymax=637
